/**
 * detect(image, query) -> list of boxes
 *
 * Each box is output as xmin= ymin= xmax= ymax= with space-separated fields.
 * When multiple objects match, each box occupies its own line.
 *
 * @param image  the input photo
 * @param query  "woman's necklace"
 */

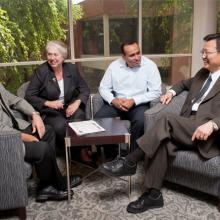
xmin=55 ymin=68 xmax=63 ymax=81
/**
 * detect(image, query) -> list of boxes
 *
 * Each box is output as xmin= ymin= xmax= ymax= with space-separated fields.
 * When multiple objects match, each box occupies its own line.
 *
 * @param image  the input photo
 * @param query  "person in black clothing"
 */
xmin=0 ymin=83 xmax=82 ymax=202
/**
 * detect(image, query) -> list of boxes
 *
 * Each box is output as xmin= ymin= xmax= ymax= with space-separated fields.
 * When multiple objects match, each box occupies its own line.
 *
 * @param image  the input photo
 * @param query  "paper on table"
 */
xmin=68 ymin=120 xmax=105 ymax=136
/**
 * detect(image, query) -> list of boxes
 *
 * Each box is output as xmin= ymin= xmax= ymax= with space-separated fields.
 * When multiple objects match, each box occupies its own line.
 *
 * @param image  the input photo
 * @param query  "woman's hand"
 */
xmin=66 ymin=100 xmax=81 ymax=117
xmin=44 ymin=100 xmax=63 ymax=109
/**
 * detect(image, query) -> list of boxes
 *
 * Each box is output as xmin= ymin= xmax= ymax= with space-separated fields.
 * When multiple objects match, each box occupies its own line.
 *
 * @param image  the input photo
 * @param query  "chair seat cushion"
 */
xmin=168 ymin=150 xmax=220 ymax=178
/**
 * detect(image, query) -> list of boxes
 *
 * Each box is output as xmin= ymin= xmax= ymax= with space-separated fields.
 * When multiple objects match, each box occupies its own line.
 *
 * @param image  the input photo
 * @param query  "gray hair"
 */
xmin=46 ymin=40 xmax=68 ymax=59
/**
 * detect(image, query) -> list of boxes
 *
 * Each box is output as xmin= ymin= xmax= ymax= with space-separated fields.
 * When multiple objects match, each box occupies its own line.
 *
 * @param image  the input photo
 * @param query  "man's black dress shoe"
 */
xmin=100 ymin=157 xmax=137 ymax=177
xmin=36 ymin=186 xmax=73 ymax=202
xmin=127 ymin=191 xmax=164 ymax=214
xmin=63 ymin=174 xmax=82 ymax=188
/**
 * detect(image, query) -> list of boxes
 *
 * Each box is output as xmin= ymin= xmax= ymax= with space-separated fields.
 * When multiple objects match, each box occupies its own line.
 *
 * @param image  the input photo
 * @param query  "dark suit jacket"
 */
xmin=25 ymin=62 xmax=90 ymax=114
xmin=171 ymin=68 xmax=220 ymax=158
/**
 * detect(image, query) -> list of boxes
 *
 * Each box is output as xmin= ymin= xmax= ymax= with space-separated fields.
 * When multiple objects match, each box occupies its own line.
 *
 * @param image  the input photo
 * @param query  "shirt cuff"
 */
xmin=210 ymin=120 xmax=219 ymax=131
xmin=168 ymin=89 xmax=176 ymax=97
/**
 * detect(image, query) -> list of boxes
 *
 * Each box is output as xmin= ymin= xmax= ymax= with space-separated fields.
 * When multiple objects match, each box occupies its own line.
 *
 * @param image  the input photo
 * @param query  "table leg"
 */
xmin=118 ymin=143 xmax=121 ymax=157
xmin=65 ymin=137 xmax=71 ymax=202
xmin=127 ymin=134 xmax=131 ymax=199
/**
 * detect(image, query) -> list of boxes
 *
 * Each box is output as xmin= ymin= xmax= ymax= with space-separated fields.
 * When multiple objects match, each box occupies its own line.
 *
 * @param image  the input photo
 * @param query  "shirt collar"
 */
xmin=210 ymin=69 xmax=220 ymax=82
xmin=119 ymin=56 xmax=144 ymax=68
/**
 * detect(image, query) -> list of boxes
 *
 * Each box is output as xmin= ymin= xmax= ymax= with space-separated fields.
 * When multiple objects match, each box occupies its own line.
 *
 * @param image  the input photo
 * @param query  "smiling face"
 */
xmin=202 ymin=39 xmax=220 ymax=72
xmin=46 ymin=46 xmax=65 ymax=70
xmin=122 ymin=43 xmax=141 ymax=68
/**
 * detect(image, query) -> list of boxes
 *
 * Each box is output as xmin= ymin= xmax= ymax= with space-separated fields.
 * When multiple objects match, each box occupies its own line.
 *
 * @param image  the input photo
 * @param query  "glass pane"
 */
xmin=0 ymin=0 xmax=69 ymax=63
xmin=109 ymin=18 xmax=138 ymax=54
xmin=80 ymin=19 xmax=104 ymax=55
xmin=109 ymin=0 xmax=138 ymax=55
xmin=142 ymin=0 xmax=193 ymax=54
xmin=77 ymin=60 xmax=112 ymax=93
xmin=74 ymin=0 xmax=138 ymax=57
xmin=151 ymin=56 xmax=191 ymax=85
xmin=217 ymin=0 xmax=220 ymax=31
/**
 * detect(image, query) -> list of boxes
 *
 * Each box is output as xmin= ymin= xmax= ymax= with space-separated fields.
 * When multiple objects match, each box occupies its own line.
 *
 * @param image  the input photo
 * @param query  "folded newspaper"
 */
xmin=68 ymin=120 xmax=105 ymax=136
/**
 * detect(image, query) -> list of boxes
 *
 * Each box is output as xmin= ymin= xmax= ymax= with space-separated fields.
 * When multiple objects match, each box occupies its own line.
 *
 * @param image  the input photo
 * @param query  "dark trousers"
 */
xmin=43 ymin=108 xmax=86 ymax=150
xmin=136 ymin=113 xmax=199 ymax=191
xmin=95 ymin=102 xmax=150 ymax=152
xmin=22 ymin=125 xmax=65 ymax=190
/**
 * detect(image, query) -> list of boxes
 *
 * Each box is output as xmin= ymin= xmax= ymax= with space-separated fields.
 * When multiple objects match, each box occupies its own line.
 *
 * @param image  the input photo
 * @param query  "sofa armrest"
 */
xmin=144 ymin=91 xmax=188 ymax=131
xmin=150 ymin=83 xmax=167 ymax=107
xmin=0 ymin=131 xmax=28 ymax=210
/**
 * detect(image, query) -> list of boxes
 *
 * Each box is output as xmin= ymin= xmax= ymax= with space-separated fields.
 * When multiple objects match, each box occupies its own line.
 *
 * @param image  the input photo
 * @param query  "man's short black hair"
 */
xmin=120 ymin=42 xmax=138 ymax=55
xmin=203 ymin=33 xmax=220 ymax=51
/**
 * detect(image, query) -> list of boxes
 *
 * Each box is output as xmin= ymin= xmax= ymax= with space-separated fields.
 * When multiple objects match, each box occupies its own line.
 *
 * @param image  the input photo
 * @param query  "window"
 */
xmin=142 ymin=0 xmax=193 ymax=84
xmin=0 ymin=0 xmax=194 ymax=93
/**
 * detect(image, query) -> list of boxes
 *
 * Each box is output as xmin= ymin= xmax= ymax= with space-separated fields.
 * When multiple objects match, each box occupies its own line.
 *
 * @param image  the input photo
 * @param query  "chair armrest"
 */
xmin=150 ymin=97 xmax=160 ymax=108
xmin=144 ymin=91 xmax=188 ymax=131
xmin=0 ymin=131 xmax=28 ymax=210
xmin=149 ymin=83 xmax=167 ymax=108
xmin=17 ymin=81 xmax=30 ymax=98
xmin=91 ymin=92 xmax=104 ymax=118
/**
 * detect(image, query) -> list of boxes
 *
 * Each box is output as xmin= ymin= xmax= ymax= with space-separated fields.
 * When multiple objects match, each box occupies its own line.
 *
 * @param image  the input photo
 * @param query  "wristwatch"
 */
xmin=210 ymin=120 xmax=218 ymax=131
xmin=32 ymin=111 xmax=40 ymax=116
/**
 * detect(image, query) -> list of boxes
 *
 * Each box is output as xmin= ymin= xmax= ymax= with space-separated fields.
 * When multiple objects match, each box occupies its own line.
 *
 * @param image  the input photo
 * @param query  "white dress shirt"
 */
xmin=169 ymin=70 xmax=220 ymax=111
xmin=99 ymin=56 xmax=162 ymax=105
xmin=192 ymin=70 xmax=220 ymax=111
xmin=57 ymin=79 xmax=64 ymax=104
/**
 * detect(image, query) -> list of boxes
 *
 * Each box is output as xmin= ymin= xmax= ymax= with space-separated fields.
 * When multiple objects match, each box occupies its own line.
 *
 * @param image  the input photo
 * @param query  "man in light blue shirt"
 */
xmin=95 ymin=42 xmax=162 ymax=152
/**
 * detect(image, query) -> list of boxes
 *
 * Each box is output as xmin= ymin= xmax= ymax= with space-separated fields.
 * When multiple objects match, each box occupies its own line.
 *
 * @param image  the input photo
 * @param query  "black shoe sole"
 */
xmin=36 ymin=192 xmax=73 ymax=203
xmin=127 ymin=203 xmax=164 ymax=214
xmin=99 ymin=166 xmax=135 ymax=177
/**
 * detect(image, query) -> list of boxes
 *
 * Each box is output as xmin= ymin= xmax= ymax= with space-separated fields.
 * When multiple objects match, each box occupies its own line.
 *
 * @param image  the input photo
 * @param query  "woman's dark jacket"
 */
xmin=25 ymin=62 xmax=90 ymax=114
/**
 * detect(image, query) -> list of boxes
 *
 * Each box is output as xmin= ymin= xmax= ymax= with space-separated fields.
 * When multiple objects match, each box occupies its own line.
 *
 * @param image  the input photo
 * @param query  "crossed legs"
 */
xmin=100 ymin=113 xmax=199 ymax=213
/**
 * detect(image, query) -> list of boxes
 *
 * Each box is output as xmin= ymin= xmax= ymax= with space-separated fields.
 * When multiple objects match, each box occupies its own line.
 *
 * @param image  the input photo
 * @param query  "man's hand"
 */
xmin=121 ymin=98 xmax=135 ymax=110
xmin=160 ymin=91 xmax=173 ymax=105
xmin=191 ymin=121 xmax=214 ymax=141
xmin=111 ymin=98 xmax=129 ymax=111
xmin=21 ymin=133 xmax=39 ymax=142
xmin=66 ymin=100 xmax=81 ymax=118
xmin=32 ymin=114 xmax=45 ymax=139
xmin=44 ymin=100 xmax=63 ymax=109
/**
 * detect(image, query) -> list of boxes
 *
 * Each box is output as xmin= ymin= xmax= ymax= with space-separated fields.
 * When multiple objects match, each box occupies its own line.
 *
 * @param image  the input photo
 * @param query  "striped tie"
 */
xmin=192 ymin=75 xmax=212 ymax=103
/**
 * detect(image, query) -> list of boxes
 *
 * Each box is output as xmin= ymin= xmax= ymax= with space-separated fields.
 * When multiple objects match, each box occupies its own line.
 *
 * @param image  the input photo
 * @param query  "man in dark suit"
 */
xmin=0 ymin=83 xmax=82 ymax=202
xmin=100 ymin=33 xmax=220 ymax=214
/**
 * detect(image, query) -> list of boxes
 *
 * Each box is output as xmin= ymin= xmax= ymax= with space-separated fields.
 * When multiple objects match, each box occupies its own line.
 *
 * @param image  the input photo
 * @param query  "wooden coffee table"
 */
xmin=65 ymin=117 xmax=131 ymax=202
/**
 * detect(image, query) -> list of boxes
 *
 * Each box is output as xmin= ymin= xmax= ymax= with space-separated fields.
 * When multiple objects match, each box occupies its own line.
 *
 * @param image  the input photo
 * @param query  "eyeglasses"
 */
xmin=200 ymin=49 xmax=218 ymax=56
